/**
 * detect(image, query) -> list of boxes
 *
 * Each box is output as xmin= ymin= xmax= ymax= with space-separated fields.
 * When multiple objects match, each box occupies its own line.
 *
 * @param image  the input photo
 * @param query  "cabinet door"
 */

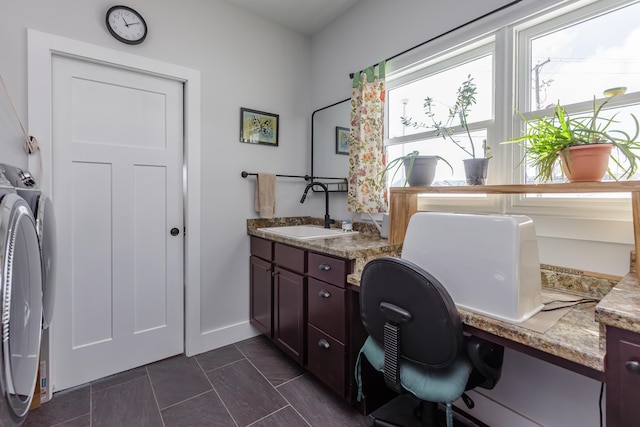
xmin=274 ymin=266 xmax=306 ymax=365
xmin=606 ymin=326 xmax=640 ymax=426
xmin=250 ymin=256 xmax=273 ymax=337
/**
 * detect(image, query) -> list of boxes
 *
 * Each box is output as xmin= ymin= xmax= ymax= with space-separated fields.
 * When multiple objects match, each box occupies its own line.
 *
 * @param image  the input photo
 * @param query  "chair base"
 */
xmin=371 ymin=394 xmax=486 ymax=427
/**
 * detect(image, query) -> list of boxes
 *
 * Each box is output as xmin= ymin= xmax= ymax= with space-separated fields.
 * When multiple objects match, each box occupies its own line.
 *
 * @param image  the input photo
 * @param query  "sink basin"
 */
xmin=257 ymin=225 xmax=358 ymax=240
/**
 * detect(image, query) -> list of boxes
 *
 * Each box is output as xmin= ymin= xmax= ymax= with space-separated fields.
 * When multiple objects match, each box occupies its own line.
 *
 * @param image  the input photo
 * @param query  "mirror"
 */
xmin=311 ymin=98 xmax=350 ymax=192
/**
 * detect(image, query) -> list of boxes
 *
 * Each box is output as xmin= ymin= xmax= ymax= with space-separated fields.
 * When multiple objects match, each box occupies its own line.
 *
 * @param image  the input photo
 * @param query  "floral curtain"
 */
xmin=348 ymin=62 xmax=387 ymax=213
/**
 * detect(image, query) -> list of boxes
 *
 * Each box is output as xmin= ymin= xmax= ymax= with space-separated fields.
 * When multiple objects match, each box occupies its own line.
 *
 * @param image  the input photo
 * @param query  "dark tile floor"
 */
xmin=24 ymin=335 xmax=374 ymax=427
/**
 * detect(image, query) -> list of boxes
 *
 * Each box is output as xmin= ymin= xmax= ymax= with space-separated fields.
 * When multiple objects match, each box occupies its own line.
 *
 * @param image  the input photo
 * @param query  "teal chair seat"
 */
xmin=356 ymin=336 xmax=473 ymax=404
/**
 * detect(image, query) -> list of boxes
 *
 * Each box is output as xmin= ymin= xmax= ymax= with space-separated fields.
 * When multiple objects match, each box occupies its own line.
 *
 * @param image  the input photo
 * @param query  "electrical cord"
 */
xmin=599 ymin=382 xmax=604 ymax=427
xmin=541 ymin=298 xmax=598 ymax=312
xmin=0 ymin=72 xmax=43 ymax=183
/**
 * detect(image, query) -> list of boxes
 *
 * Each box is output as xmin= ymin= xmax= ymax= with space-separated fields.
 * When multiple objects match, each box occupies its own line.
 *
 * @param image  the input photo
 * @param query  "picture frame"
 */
xmin=240 ymin=108 xmax=279 ymax=146
xmin=335 ymin=126 xmax=350 ymax=155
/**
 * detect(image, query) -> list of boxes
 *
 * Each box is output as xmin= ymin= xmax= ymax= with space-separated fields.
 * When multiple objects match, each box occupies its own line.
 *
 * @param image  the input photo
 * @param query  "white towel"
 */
xmin=255 ymin=173 xmax=276 ymax=218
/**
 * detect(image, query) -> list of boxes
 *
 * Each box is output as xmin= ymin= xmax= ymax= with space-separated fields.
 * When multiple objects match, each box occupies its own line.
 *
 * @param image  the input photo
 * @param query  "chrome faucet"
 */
xmin=300 ymin=182 xmax=335 ymax=229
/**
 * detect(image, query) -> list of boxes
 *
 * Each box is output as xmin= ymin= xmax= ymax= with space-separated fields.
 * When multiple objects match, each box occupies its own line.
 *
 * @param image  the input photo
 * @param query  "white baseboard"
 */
xmin=195 ymin=320 xmax=260 ymax=356
xmin=454 ymin=390 xmax=542 ymax=427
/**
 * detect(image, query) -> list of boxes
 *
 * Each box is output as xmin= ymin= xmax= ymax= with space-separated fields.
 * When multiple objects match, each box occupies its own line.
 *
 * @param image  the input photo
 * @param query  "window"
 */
xmin=384 ymin=0 xmax=640 ymax=213
xmin=518 ymin=0 xmax=640 ymax=186
xmin=386 ymin=44 xmax=494 ymax=186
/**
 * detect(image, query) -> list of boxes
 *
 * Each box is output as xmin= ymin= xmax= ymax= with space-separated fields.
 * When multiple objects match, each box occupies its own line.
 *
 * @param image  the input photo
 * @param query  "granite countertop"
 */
xmin=247 ymin=216 xmax=640 ymax=373
xmin=596 ymin=273 xmax=640 ymax=334
xmin=462 ymin=297 xmax=603 ymax=371
xmin=247 ymin=217 xmax=402 ymax=261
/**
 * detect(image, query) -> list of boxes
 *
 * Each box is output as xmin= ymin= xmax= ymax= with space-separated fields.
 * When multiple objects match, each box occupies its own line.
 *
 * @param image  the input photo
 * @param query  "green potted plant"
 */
xmin=400 ymin=75 xmax=491 ymax=185
xmin=506 ymin=87 xmax=640 ymax=182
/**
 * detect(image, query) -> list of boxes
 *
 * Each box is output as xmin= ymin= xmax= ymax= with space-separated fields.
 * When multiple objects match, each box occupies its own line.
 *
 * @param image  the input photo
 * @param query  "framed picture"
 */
xmin=335 ymin=126 xmax=350 ymax=155
xmin=240 ymin=108 xmax=279 ymax=146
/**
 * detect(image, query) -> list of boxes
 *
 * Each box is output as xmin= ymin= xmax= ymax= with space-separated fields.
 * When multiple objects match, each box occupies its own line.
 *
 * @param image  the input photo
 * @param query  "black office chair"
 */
xmin=355 ymin=257 xmax=504 ymax=427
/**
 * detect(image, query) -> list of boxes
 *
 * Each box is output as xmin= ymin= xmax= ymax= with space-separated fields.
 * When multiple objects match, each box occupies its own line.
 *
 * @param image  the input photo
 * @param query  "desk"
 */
xmin=247 ymin=218 xmax=638 ymax=425
xmin=348 ymin=280 xmax=607 ymax=381
xmin=460 ymin=300 xmax=603 ymax=381
xmin=350 ymin=269 xmax=640 ymax=425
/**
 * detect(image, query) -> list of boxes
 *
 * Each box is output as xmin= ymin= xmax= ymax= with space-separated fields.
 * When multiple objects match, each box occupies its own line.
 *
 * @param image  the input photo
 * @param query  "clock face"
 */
xmin=106 ymin=6 xmax=147 ymax=45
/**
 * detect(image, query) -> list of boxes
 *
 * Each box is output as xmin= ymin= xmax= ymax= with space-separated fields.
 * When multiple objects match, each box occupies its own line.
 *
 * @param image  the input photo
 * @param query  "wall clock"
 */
xmin=105 ymin=5 xmax=147 ymax=45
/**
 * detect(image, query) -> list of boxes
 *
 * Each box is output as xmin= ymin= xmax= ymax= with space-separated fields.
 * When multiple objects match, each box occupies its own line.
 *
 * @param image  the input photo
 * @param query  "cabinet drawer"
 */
xmin=308 ymin=252 xmax=348 ymax=287
xmin=250 ymin=236 xmax=273 ymax=261
xmin=307 ymin=324 xmax=346 ymax=397
xmin=274 ymin=243 xmax=306 ymax=274
xmin=308 ymin=278 xmax=345 ymax=342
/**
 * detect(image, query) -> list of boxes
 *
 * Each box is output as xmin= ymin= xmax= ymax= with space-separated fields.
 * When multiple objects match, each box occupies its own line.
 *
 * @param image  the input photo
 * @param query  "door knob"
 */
xmin=170 ymin=227 xmax=180 ymax=236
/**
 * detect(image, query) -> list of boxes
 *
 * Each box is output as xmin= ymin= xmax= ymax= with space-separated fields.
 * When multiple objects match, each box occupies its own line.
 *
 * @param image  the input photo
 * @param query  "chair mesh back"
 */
xmin=360 ymin=257 xmax=463 ymax=368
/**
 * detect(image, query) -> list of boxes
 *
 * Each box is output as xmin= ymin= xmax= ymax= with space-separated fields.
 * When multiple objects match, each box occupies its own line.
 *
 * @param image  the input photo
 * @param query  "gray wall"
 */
xmin=1 ymin=0 xmax=321 ymax=364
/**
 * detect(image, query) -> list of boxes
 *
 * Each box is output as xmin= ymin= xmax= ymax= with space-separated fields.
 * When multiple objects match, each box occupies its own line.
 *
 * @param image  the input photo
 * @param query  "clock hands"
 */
xmin=121 ymin=17 xmax=141 ymax=28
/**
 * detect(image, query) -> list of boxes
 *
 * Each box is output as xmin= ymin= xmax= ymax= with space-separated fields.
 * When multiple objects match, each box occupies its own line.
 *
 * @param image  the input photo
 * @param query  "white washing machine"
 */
xmin=0 ymin=166 xmax=43 ymax=425
xmin=1 ymin=165 xmax=56 ymax=407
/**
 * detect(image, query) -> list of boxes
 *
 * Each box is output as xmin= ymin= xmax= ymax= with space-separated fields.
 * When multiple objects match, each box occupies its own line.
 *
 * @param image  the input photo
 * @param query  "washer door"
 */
xmin=0 ymin=193 xmax=43 ymax=424
xmin=36 ymin=195 xmax=56 ymax=330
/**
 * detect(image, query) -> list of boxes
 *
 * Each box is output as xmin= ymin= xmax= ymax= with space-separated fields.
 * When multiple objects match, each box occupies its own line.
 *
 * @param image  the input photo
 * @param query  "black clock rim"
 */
xmin=105 ymin=5 xmax=147 ymax=45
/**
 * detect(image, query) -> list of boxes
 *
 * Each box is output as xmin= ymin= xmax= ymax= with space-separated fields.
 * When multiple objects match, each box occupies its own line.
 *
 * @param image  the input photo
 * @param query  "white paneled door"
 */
xmin=51 ymin=55 xmax=184 ymax=391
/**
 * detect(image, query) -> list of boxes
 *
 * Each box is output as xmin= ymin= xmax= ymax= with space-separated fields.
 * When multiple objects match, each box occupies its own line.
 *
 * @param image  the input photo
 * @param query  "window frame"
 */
xmin=509 ymin=0 xmax=640 ymax=217
xmin=385 ymin=39 xmax=502 ymax=211
xmin=383 ymin=0 xmax=640 ymax=223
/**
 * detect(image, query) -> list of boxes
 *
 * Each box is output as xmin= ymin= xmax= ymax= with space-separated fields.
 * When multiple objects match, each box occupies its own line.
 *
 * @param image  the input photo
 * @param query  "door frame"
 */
xmin=27 ymin=30 xmax=203 ymax=366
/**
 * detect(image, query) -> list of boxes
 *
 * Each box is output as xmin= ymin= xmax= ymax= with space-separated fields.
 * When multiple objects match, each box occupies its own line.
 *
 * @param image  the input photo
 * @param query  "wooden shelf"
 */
xmin=390 ymin=181 xmax=640 ymax=195
xmin=388 ymin=181 xmax=640 ymax=282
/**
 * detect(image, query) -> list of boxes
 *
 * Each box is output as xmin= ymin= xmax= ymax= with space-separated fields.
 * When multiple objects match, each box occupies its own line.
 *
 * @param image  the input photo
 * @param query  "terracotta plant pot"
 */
xmin=559 ymin=144 xmax=613 ymax=183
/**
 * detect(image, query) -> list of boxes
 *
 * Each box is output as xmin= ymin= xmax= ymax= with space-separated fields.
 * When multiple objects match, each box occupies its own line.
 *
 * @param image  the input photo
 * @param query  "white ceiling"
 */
xmin=218 ymin=0 xmax=361 ymax=36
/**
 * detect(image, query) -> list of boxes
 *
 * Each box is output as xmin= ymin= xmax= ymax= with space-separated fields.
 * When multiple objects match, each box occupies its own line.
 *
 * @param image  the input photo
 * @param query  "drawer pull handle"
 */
xmin=318 ymin=339 xmax=330 ymax=349
xmin=318 ymin=263 xmax=331 ymax=271
xmin=626 ymin=360 xmax=640 ymax=375
xmin=319 ymin=289 xmax=331 ymax=298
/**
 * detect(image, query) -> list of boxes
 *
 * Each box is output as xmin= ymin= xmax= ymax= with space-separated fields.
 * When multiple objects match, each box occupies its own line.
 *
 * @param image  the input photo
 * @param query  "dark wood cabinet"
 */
xmin=308 ymin=278 xmax=346 ymax=342
xmin=308 ymin=252 xmax=348 ymax=287
xmin=272 ymin=242 xmax=307 ymax=365
xmin=274 ymin=266 xmax=306 ymax=364
xmin=606 ymin=326 xmax=640 ymax=426
xmin=249 ymin=237 xmax=273 ymax=337
xmin=306 ymin=253 xmax=350 ymax=397
xmin=250 ymin=255 xmax=273 ymax=337
xmin=308 ymin=324 xmax=346 ymax=395
xmin=249 ymin=236 xmax=355 ymax=399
